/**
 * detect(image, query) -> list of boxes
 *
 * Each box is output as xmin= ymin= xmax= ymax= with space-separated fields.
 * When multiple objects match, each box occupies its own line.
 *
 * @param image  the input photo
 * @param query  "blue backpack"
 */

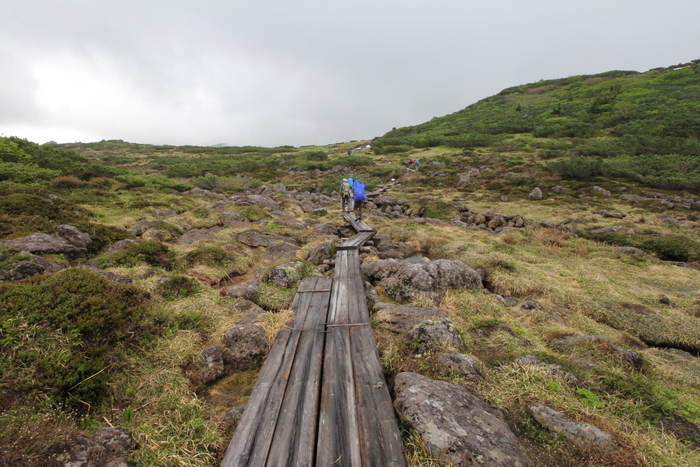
xmin=353 ymin=180 xmax=366 ymax=201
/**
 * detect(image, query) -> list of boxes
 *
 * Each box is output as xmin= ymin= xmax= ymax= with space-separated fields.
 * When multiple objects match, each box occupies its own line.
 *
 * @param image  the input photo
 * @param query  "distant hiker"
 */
xmin=340 ymin=179 xmax=353 ymax=212
xmin=353 ymin=179 xmax=366 ymax=220
xmin=406 ymin=159 xmax=413 ymax=167
xmin=415 ymin=159 xmax=420 ymax=170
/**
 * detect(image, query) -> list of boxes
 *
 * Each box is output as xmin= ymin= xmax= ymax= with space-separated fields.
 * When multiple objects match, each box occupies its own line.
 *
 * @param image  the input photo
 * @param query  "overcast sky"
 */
xmin=1 ymin=1 xmax=698 ymax=147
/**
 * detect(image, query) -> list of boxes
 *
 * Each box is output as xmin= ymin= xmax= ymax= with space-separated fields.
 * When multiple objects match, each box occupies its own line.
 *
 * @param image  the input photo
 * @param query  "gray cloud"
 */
xmin=2 ymin=0 xmax=699 ymax=145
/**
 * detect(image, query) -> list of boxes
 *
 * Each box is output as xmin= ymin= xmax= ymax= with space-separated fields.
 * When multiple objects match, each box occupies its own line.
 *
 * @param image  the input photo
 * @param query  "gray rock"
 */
xmin=246 ymin=194 xmax=281 ymax=210
xmin=233 ymin=299 xmax=266 ymax=317
xmin=221 ymin=405 xmax=247 ymax=430
xmin=263 ymin=241 xmax=299 ymax=260
xmin=0 ymin=261 xmax=46 ymax=282
xmin=592 ymin=186 xmax=612 ymax=197
xmin=305 ymin=241 xmax=337 ymax=265
xmin=56 ymin=225 xmax=93 ymax=250
xmin=310 ymin=208 xmax=327 ymax=216
xmin=528 ymin=187 xmax=543 ymax=201
xmin=373 ymin=304 xmax=448 ymax=333
xmin=364 ymin=282 xmax=380 ymax=312
xmin=267 ymin=261 xmax=305 ymax=288
xmin=377 ymin=241 xmax=415 ymax=260
xmin=129 ymin=220 xmax=157 ymax=236
xmin=280 ymin=220 xmax=308 ymax=230
xmin=238 ymin=230 xmax=285 ymax=247
xmin=178 ymin=228 xmax=218 ymax=245
xmin=63 ymin=426 xmax=135 ymax=467
xmin=521 ymin=299 xmax=541 ymax=310
xmin=551 ymin=185 xmax=569 ymax=193
xmin=612 ymin=246 xmax=646 ymax=256
xmin=220 ymin=279 xmax=260 ymax=302
xmin=362 ymin=258 xmax=483 ymax=305
xmin=222 ymin=210 xmax=244 ymax=224
xmin=314 ymin=223 xmax=338 ymax=236
xmin=222 ymin=320 xmax=268 ymax=371
xmin=590 ymin=226 xmax=622 ymax=234
xmin=406 ymin=318 xmax=463 ymax=354
xmin=394 ymin=372 xmax=532 ymax=467
xmin=152 ymin=209 xmax=177 ymax=219
xmin=0 ymin=233 xmax=87 ymax=258
xmin=530 ymin=402 xmax=614 ymax=449
xmin=435 ymin=353 xmax=485 ymax=382
xmin=200 ymin=345 xmax=225 ymax=383
xmin=271 ymin=183 xmax=287 ymax=193
xmin=103 ymin=239 xmax=137 ymax=256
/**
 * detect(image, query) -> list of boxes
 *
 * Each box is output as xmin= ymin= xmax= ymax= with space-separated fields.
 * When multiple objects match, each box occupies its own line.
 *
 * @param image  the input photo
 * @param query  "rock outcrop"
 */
xmin=362 ymin=258 xmax=483 ymax=304
xmin=393 ymin=372 xmax=532 ymax=466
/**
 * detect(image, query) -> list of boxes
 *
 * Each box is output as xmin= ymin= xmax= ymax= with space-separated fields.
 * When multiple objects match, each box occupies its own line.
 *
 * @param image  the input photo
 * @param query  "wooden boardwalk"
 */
xmin=221 ymin=217 xmax=406 ymax=466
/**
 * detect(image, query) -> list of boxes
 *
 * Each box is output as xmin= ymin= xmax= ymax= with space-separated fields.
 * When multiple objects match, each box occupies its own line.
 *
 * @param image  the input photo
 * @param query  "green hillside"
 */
xmin=374 ymin=61 xmax=700 ymax=153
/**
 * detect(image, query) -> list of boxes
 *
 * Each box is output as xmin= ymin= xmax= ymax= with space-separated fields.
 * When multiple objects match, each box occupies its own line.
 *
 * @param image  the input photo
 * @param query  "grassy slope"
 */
xmin=3 ymin=61 xmax=700 ymax=466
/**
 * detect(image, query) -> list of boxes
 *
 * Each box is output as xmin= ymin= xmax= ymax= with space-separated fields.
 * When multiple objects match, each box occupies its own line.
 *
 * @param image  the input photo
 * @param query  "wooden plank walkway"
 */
xmin=342 ymin=212 xmax=374 ymax=233
xmin=337 ymin=231 xmax=375 ymax=251
xmin=221 ymin=218 xmax=406 ymax=466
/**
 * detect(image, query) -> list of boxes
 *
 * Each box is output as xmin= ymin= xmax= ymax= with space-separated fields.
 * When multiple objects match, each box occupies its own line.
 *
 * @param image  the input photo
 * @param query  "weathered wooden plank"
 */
xmin=316 ymin=249 xmax=362 ymax=466
xmin=351 ymin=325 xmax=407 ymax=466
xmin=337 ymin=231 xmax=375 ymax=250
xmin=343 ymin=212 xmax=374 ymax=232
xmin=220 ymin=329 xmax=297 ymax=466
xmin=344 ymin=248 xmax=407 ymax=466
xmin=266 ymin=278 xmax=332 ymax=466
xmin=316 ymin=326 xmax=361 ymax=467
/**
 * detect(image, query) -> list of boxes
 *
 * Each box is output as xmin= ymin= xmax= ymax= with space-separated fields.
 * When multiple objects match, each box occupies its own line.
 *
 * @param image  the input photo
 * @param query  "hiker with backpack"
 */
xmin=340 ymin=178 xmax=353 ymax=212
xmin=353 ymin=179 xmax=366 ymax=220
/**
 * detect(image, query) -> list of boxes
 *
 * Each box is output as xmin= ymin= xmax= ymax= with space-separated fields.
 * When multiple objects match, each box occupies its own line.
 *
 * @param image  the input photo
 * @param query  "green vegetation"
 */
xmin=0 ymin=269 xmax=152 ymax=406
xmin=3 ymin=60 xmax=700 ymax=466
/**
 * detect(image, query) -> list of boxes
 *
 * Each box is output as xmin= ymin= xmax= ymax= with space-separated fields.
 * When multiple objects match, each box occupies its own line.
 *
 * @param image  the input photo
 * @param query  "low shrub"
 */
xmin=0 ymin=268 xmax=152 ymax=407
xmin=581 ymin=231 xmax=700 ymax=262
xmin=547 ymin=156 xmax=605 ymax=180
xmin=51 ymin=175 xmax=88 ymax=188
xmin=155 ymin=275 xmax=202 ymax=300
xmin=98 ymin=240 xmax=179 ymax=270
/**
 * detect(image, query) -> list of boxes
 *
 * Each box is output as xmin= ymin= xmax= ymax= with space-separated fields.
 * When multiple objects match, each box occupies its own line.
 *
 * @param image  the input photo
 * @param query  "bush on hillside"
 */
xmin=155 ymin=275 xmax=202 ymax=300
xmin=547 ymin=156 xmax=605 ymax=180
xmin=98 ymin=240 xmax=179 ymax=270
xmin=0 ymin=268 xmax=152 ymax=407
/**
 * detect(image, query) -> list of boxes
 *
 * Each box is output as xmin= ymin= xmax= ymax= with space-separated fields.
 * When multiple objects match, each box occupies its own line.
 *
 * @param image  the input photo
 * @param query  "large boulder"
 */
xmin=305 ymin=241 xmax=337 ymax=265
xmin=222 ymin=316 xmax=268 ymax=371
xmin=56 ymin=224 xmax=92 ymax=250
xmin=267 ymin=261 xmax=305 ymax=288
xmin=394 ymin=372 xmax=532 ymax=467
xmin=0 ymin=233 xmax=87 ymax=258
xmin=406 ymin=318 xmax=463 ymax=354
xmin=362 ymin=258 xmax=483 ymax=304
